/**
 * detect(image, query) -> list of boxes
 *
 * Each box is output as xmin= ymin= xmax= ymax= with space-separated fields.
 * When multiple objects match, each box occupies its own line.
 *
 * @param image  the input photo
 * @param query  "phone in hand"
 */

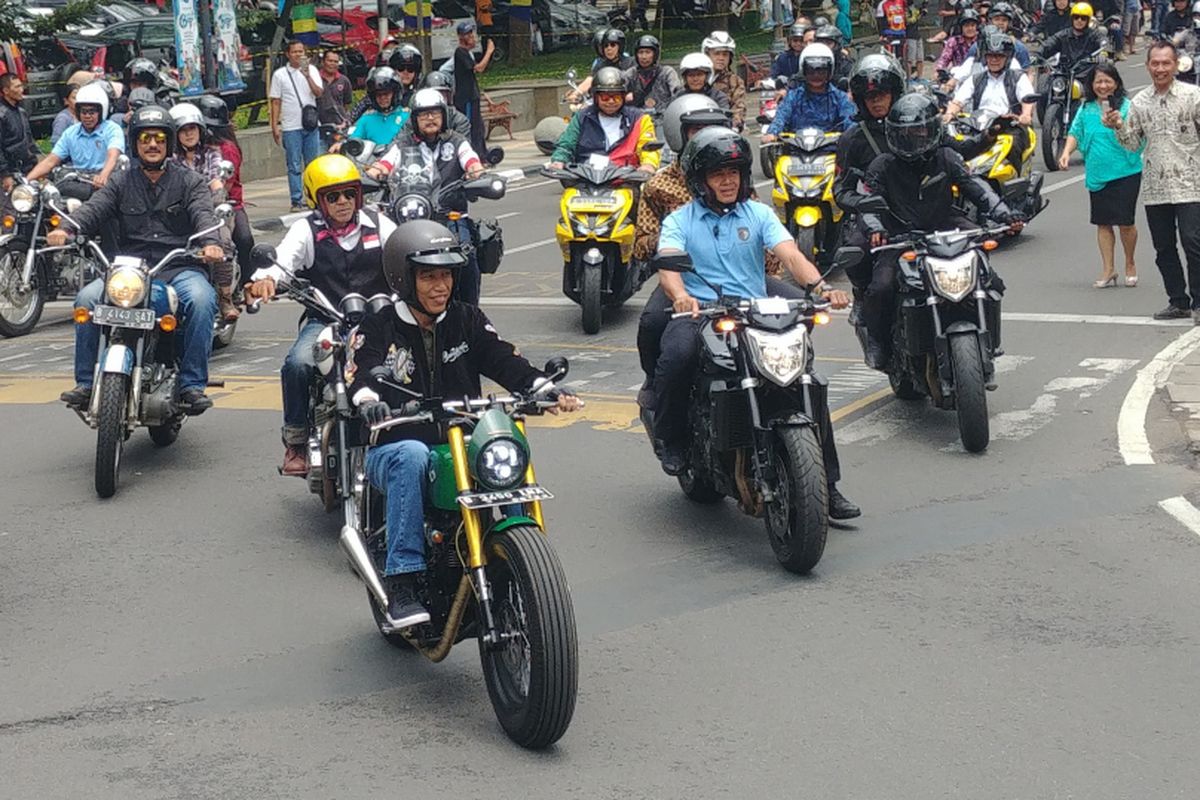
xmin=1100 ymin=98 xmax=1110 ymax=114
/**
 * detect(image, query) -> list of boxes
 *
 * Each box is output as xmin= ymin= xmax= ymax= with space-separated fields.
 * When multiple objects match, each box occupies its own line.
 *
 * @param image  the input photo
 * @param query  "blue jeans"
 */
xmin=449 ymin=217 xmax=481 ymax=306
xmin=366 ymin=439 xmax=430 ymax=576
xmin=73 ymin=270 xmax=217 ymax=392
xmin=281 ymin=317 xmax=324 ymax=445
xmin=282 ymin=128 xmax=320 ymax=206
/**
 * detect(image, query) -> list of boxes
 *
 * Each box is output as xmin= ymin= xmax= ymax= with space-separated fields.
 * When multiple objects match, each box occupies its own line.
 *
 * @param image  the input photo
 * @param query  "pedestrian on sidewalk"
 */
xmin=452 ymin=21 xmax=495 ymax=157
xmin=1123 ymin=0 xmax=1141 ymax=54
xmin=1104 ymin=40 xmax=1200 ymax=321
xmin=0 ymin=74 xmax=40 ymax=196
xmin=316 ymin=49 xmax=353 ymax=151
xmin=269 ymin=40 xmax=324 ymax=212
xmin=1059 ymin=63 xmax=1143 ymax=288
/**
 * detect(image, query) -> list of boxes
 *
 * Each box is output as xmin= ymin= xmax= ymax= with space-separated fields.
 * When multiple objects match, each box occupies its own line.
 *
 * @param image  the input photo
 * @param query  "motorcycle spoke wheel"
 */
xmin=764 ymin=427 xmax=828 ymax=575
xmin=95 ymin=373 xmax=129 ymax=499
xmin=0 ymin=251 xmax=44 ymax=337
xmin=480 ymin=526 xmax=577 ymax=749
xmin=1042 ymin=104 xmax=1065 ymax=171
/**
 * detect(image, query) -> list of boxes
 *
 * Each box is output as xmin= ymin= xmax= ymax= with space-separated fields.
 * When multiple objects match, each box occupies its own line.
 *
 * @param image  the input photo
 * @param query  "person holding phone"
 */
xmin=1059 ymin=62 xmax=1143 ymax=288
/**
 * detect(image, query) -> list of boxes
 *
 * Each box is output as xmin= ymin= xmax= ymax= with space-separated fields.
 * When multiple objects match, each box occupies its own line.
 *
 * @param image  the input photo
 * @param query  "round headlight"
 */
xmin=105 ymin=267 xmax=147 ymax=308
xmin=11 ymin=185 xmax=35 ymax=214
xmin=1050 ymin=76 xmax=1067 ymax=93
xmin=475 ymin=437 xmax=529 ymax=491
xmin=394 ymin=195 xmax=431 ymax=222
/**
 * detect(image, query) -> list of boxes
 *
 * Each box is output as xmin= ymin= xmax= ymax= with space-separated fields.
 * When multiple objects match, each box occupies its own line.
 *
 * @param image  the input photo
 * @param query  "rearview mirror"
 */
xmin=832 ymin=246 xmax=864 ymax=271
xmin=250 ymin=243 xmax=277 ymax=268
xmin=218 ymin=159 xmax=235 ymax=179
xmin=651 ymin=254 xmax=693 ymax=273
xmin=342 ymin=139 xmax=365 ymax=158
xmin=214 ymin=203 xmax=234 ymax=222
xmin=565 ymin=68 xmax=578 ymax=82
xmin=486 ymin=146 xmax=505 ymax=166
xmin=543 ymin=356 xmax=569 ymax=381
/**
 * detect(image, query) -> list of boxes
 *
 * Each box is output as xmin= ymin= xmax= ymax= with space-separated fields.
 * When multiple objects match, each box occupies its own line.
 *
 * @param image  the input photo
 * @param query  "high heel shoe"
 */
xmin=1093 ymin=275 xmax=1117 ymax=289
xmin=1124 ymin=274 xmax=1138 ymax=287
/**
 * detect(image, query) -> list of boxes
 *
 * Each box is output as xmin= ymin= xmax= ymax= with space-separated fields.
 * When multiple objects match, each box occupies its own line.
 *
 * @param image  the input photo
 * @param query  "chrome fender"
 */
xmin=100 ymin=344 xmax=135 ymax=376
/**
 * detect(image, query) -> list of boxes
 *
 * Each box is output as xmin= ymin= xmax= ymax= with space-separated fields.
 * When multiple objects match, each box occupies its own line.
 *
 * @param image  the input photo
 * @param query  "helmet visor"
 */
xmin=409 ymin=248 xmax=467 ymax=269
xmin=886 ymin=117 xmax=942 ymax=159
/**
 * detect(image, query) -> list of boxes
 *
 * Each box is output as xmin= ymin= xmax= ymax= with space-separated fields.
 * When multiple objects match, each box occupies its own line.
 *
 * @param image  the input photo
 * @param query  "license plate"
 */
xmin=568 ymin=195 xmax=618 ymax=211
xmin=457 ymin=485 xmax=554 ymax=510
xmin=94 ymin=305 xmax=155 ymax=330
xmin=789 ymin=163 xmax=826 ymax=177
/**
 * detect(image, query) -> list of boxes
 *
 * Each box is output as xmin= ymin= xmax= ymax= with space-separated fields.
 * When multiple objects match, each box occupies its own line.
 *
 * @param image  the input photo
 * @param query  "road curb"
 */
xmin=1163 ymin=347 xmax=1200 ymax=455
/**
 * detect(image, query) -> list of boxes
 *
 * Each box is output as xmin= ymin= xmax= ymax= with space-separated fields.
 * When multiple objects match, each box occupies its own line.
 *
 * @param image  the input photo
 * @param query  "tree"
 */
xmin=0 ymin=0 xmax=100 ymax=42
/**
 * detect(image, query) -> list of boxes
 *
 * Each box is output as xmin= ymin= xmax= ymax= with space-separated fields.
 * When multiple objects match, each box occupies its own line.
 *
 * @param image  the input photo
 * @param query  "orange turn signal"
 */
xmin=446 ymin=211 xmax=463 ymax=221
xmin=901 ymin=251 xmax=917 ymax=262
xmin=982 ymin=239 xmax=999 ymax=251
xmin=48 ymin=214 xmax=61 ymax=228
xmin=2 ymin=215 xmax=13 ymax=229
xmin=812 ymin=311 xmax=831 ymax=326
xmin=158 ymin=314 xmax=177 ymax=332
xmin=73 ymin=308 xmax=91 ymax=324
xmin=715 ymin=317 xmax=738 ymax=333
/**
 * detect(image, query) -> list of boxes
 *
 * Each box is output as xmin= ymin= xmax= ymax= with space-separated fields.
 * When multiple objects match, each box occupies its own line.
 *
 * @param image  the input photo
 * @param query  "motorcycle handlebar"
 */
xmin=669 ymin=297 xmax=832 ymax=320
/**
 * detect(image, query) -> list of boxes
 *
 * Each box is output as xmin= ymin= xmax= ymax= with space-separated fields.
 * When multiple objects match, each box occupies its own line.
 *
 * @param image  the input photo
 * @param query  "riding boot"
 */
xmin=218 ymin=286 xmax=240 ymax=322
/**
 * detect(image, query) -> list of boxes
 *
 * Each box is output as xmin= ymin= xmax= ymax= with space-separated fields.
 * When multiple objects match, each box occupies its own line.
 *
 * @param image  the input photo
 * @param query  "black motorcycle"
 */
xmin=850 ymin=224 xmax=1011 ymax=453
xmin=1040 ymin=50 xmax=1102 ymax=171
xmin=641 ymin=256 xmax=834 ymax=575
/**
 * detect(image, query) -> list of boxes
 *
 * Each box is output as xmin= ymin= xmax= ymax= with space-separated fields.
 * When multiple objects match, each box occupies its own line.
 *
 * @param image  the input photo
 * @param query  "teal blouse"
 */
xmin=1068 ymin=97 xmax=1144 ymax=192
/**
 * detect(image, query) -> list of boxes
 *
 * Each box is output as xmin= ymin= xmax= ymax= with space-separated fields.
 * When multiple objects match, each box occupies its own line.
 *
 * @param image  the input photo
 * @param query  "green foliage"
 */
xmin=0 ymin=0 xmax=102 ymax=40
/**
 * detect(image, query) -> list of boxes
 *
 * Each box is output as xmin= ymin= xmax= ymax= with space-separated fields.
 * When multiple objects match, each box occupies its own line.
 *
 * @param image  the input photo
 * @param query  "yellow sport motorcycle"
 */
xmin=770 ymin=129 xmax=844 ymax=267
xmin=544 ymin=156 xmax=651 ymax=335
xmin=947 ymin=109 xmax=1047 ymax=226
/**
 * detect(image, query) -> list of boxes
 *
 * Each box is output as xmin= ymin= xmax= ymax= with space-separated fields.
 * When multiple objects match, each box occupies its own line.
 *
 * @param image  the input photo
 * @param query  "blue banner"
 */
xmin=173 ymin=0 xmax=205 ymax=96
xmin=214 ymin=0 xmax=246 ymax=92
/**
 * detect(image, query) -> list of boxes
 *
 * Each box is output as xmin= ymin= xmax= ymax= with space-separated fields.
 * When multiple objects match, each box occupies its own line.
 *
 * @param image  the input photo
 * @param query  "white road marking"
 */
xmin=246 ymin=356 xmax=274 ymax=364
xmin=1118 ymin=328 xmax=1200 ymax=465
xmin=1158 ymin=496 xmax=1200 ymax=538
xmin=496 ymin=211 xmax=522 ymax=219
xmin=1042 ymin=174 xmax=1086 ymax=194
xmin=496 ymin=168 xmax=527 ymax=181
xmin=1005 ymin=312 xmax=1189 ymax=327
xmin=480 ymin=296 xmax=575 ymax=307
xmin=507 ymin=179 xmax=556 ymax=193
xmin=505 ymin=237 xmax=559 ymax=255
xmin=0 ymin=353 xmax=27 ymax=362
xmin=626 ymin=382 xmax=644 ymax=391
xmin=588 ymin=370 xmax=615 ymax=379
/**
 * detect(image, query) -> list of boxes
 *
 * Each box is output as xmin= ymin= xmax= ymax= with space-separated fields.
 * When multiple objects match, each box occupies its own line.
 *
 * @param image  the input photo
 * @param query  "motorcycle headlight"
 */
xmin=1050 ymin=76 xmax=1067 ymax=94
xmin=105 ymin=266 xmax=147 ymax=308
xmin=394 ymin=195 xmax=431 ymax=222
xmin=926 ymin=253 xmax=978 ymax=302
xmin=745 ymin=327 xmax=808 ymax=387
xmin=11 ymin=185 xmax=35 ymax=213
xmin=1179 ymin=54 xmax=1194 ymax=73
xmin=573 ymin=215 xmax=611 ymax=236
xmin=474 ymin=436 xmax=529 ymax=491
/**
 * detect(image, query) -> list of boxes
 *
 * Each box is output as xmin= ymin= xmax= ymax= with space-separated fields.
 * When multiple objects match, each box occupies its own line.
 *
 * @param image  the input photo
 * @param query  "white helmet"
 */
xmin=702 ymin=31 xmax=736 ymax=54
xmin=169 ymin=102 xmax=205 ymax=133
xmin=74 ymin=81 xmax=110 ymax=120
xmin=679 ymin=52 xmax=714 ymax=76
xmin=799 ymin=43 xmax=836 ymax=74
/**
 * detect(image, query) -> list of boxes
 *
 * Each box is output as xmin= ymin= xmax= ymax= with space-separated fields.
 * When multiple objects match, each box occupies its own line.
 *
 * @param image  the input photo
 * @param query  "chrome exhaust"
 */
xmin=339 ymin=525 xmax=389 ymax=610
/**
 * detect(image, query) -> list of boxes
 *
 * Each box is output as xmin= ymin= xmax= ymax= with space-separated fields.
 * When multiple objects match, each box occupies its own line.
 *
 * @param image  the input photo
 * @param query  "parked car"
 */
xmin=424 ymin=0 xmax=607 ymax=61
xmin=314 ymin=7 xmax=384 ymax=65
xmin=28 ymin=0 xmax=160 ymax=37
xmin=4 ymin=37 xmax=80 ymax=137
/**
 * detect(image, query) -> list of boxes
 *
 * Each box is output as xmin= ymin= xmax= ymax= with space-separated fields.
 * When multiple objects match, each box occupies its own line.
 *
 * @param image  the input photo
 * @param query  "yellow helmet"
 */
xmin=302 ymin=153 xmax=361 ymax=210
xmin=1069 ymin=1 xmax=1093 ymax=16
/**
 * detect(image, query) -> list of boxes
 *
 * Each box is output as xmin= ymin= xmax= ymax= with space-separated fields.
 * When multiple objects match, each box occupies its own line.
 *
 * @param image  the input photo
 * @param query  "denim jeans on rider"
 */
xmin=366 ymin=439 xmax=430 ymax=576
xmin=282 ymin=128 xmax=321 ymax=207
xmin=281 ymin=317 xmax=325 ymax=445
xmin=449 ymin=218 xmax=481 ymax=306
xmin=73 ymin=270 xmax=217 ymax=391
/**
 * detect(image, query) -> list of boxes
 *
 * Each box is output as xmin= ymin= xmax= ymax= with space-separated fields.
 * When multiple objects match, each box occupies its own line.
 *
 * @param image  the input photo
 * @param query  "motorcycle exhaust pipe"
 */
xmin=339 ymin=525 xmax=389 ymax=610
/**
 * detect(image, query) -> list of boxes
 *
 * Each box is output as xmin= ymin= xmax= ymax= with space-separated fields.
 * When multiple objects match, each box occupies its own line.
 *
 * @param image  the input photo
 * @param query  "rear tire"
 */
xmin=764 ymin=426 xmax=828 ymax=575
xmin=95 ymin=373 xmax=129 ymax=498
xmin=677 ymin=455 xmax=723 ymax=503
xmin=1042 ymin=103 xmax=1065 ymax=171
xmin=0 ymin=249 xmax=44 ymax=338
xmin=889 ymin=370 xmax=923 ymax=400
xmin=580 ymin=264 xmax=601 ymax=335
xmin=480 ymin=525 xmax=577 ymax=749
xmin=148 ymin=417 xmax=182 ymax=447
xmin=949 ymin=333 xmax=990 ymax=453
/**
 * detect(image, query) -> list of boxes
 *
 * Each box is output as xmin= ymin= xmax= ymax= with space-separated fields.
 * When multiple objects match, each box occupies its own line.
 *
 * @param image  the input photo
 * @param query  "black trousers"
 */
xmin=230 ymin=207 xmax=255 ymax=287
xmin=1145 ymin=202 xmax=1200 ymax=311
xmin=649 ymin=282 xmax=842 ymax=485
xmin=840 ymin=223 xmax=874 ymax=294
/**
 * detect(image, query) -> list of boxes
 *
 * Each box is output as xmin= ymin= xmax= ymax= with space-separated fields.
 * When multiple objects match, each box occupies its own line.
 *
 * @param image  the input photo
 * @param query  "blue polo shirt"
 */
xmin=658 ymin=198 xmax=791 ymax=302
xmin=51 ymin=119 xmax=125 ymax=171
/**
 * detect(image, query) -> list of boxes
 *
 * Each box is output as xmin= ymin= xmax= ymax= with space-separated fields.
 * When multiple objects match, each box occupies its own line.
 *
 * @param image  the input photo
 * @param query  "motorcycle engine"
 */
xmin=141 ymin=368 xmax=178 ymax=427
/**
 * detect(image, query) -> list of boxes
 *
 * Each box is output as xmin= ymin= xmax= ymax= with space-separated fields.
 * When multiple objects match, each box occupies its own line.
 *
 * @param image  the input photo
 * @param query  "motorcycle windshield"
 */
xmin=388 ymin=147 xmax=436 ymax=198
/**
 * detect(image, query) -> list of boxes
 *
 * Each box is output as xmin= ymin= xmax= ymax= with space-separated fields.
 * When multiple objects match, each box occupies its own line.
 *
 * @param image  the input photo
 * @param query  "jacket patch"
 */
xmin=385 ymin=345 xmax=415 ymax=383
xmin=443 ymin=342 xmax=469 ymax=364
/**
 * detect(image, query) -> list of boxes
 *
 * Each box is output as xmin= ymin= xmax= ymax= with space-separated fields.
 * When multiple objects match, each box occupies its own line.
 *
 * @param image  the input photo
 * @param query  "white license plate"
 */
xmin=457 ymin=485 xmax=554 ymax=510
xmin=789 ymin=163 xmax=826 ymax=176
xmin=94 ymin=305 xmax=155 ymax=330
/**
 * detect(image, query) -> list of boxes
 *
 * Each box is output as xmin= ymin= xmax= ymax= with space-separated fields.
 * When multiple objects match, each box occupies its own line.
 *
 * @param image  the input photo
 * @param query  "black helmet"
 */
xmin=128 ymin=104 xmax=175 ymax=165
xmin=848 ymin=53 xmax=905 ymax=115
xmin=788 ymin=21 xmax=809 ymax=40
xmin=592 ymin=28 xmax=608 ymax=55
xmin=196 ymin=93 xmax=230 ymax=129
xmin=382 ymin=220 xmax=467 ymax=306
xmin=421 ymin=69 xmax=453 ymax=101
xmin=366 ymin=66 xmax=402 ymax=99
xmin=388 ymin=44 xmax=423 ymax=81
xmin=885 ymin=93 xmax=943 ymax=161
xmin=814 ymin=24 xmax=844 ymax=46
xmin=989 ymin=1 xmax=1015 ymax=18
xmin=681 ymin=127 xmax=752 ymax=210
xmin=599 ymin=27 xmax=626 ymax=54
xmin=124 ymin=57 xmax=159 ymax=90
xmin=635 ymin=34 xmax=660 ymax=62
xmin=127 ymin=86 xmax=156 ymax=112
xmin=955 ymin=8 xmax=982 ymax=31
xmin=593 ymin=66 xmax=626 ymax=94
xmin=982 ymin=32 xmax=1016 ymax=59
xmin=813 ymin=15 xmax=831 ymax=27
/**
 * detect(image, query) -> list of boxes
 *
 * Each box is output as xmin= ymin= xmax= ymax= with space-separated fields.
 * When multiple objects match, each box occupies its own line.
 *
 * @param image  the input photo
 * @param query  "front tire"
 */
xmin=480 ymin=525 xmax=577 ymax=749
xmin=764 ymin=426 xmax=828 ymax=574
xmin=949 ymin=333 xmax=989 ymax=453
xmin=1042 ymin=103 xmax=1065 ymax=171
xmin=794 ymin=225 xmax=818 ymax=265
xmin=0 ymin=249 xmax=45 ymax=338
xmin=95 ymin=373 xmax=129 ymax=498
xmin=580 ymin=263 xmax=601 ymax=335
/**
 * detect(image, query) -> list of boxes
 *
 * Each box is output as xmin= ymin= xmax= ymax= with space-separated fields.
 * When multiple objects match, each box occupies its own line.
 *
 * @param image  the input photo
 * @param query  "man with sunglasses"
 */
xmin=26 ymin=82 xmax=125 ymax=198
xmin=548 ymin=66 xmax=660 ymax=174
xmin=243 ymin=154 xmax=395 ymax=476
xmin=49 ymin=105 xmax=225 ymax=415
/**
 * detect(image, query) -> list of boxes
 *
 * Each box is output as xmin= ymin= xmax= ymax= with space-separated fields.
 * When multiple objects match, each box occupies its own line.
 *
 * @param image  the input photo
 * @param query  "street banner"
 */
xmin=214 ymin=0 xmax=247 ymax=92
xmin=173 ymin=0 xmax=205 ymax=96
xmin=402 ymin=0 xmax=432 ymax=31
xmin=292 ymin=3 xmax=320 ymax=46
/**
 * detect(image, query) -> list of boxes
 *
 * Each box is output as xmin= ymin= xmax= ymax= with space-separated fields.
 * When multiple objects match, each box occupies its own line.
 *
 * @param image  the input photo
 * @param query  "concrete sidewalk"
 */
xmin=245 ymin=128 xmax=549 ymax=231
xmin=1165 ymin=346 xmax=1200 ymax=454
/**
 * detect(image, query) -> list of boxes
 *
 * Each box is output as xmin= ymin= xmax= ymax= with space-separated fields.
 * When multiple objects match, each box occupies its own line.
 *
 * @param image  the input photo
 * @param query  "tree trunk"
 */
xmin=508 ymin=12 xmax=531 ymax=66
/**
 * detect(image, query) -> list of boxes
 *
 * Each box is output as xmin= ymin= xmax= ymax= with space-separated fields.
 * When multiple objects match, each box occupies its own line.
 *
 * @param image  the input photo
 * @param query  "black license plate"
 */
xmin=94 ymin=305 xmax=155 ymax=330
xmin=457 ymin=485 xmax=554 ymax=510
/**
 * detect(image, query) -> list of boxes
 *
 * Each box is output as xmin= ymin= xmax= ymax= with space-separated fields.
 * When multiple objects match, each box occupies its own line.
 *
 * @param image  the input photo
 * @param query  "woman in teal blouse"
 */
xmin=1059 ymin=63 xmax=1144 ymax=288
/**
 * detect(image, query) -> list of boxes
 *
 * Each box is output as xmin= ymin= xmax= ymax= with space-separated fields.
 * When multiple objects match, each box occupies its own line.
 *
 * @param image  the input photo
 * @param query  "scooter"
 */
xmin=769 ymin=129 xmax=844 ymax=267
xmin=946 ymin=109 xmax=1047 ymax=224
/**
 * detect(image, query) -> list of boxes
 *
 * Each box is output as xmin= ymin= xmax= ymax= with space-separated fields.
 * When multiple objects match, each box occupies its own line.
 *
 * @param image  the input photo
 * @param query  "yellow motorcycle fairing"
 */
xmin=554 ymin=185 xmax=637 ymax=263
xmin=770 ymin=153 xmax=843 ymax=225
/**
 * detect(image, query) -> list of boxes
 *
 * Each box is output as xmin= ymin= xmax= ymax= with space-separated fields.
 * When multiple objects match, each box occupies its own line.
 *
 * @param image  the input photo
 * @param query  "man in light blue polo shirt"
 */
xmin=650 ymin=128 xmax=857 ymax=517
xmin=26 ymin=82 xmax=124 ymax=195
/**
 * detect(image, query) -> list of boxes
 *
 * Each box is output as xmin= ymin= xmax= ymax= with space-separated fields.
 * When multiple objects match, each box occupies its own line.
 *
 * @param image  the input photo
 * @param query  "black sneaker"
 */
xmin=60 ymin=384 xmax=91 ymax=409
xmin=828 ymin=485 xmax=861 ymax=520
xmin=1153 ymin=305 xmax=1190 ymax=320
xmin=179 ymin=388 xmax=213 ymax=415
xmin=383 ymin=575 xmax=431 ymax=632
xmin=660 ymin=445 xmax=685 ymax=476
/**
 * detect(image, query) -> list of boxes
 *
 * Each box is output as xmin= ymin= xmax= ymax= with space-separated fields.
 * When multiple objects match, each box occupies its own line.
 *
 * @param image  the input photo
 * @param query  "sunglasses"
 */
xmin=596 ymin=92 xmax=624 ymax=101
xmin=77 ymin=106 xmax=101 ymax=115
xmin=398 ymin=66 xmax=417 ymax=73
xmin=137 ymin=131 xmax=168 ymax=144
xmin=320 ymin=188 xmax=359 ymax=202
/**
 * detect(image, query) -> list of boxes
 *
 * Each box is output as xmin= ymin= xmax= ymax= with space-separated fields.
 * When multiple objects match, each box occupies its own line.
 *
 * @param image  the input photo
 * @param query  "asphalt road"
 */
xmin=4 ymin=138 xmax=1200 ymax=798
